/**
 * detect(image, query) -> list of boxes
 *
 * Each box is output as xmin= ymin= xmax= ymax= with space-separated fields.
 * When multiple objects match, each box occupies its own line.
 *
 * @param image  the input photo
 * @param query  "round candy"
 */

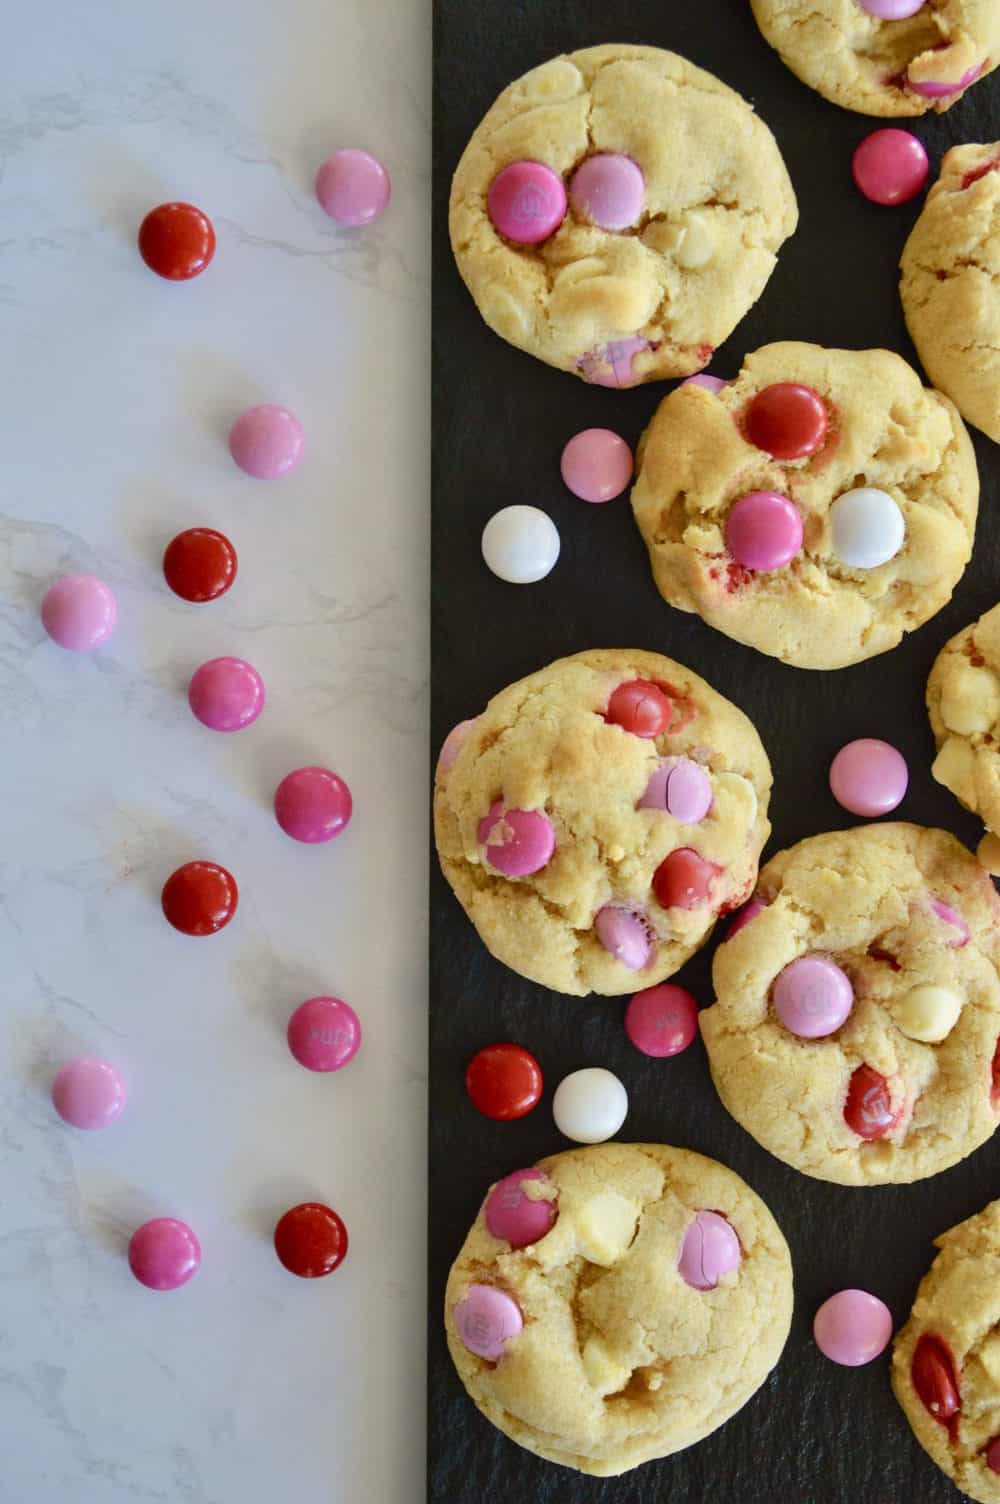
xmin=485 ymin=1169 xmax=557 ymax=1249
xmin=844 ymin=1063 xmax=899 ymax=1139
xmin=907 ymin=63 xmax=981 ymax=99
xmin=477 ymin=801 xmax=555 ymax=876
xmin=560 ymin=428 xmax=634 ymax=503
xmin=315 ymin=148 xmax=391 ymax=227
xmin=857 ymin=0 xmax=925 ymax=15
xmin=912 ymin=1334 xmax=961 ymax=1425
xmin=568 ymin=153 xmax=644 ymax=231
xmin=41 ymin=575 xmax=117 ymax=651
xmin=487 ymin=161 xmax=566 ymax=244
xmin=594 ymin=906 xmax=653 ymax=970
xmin=481 ymin=505 xmax=560 ymax=584
xmin=161 ymin=860 xmax=238 ymax=936
xmin=465 ymin=1042 xmax=543 ymax=1121
xmin=931 ymin=898 xmax=969 ymax=947
xmin=987 ymin=1437 xmax=1000 ymax=1475
xmin=829 ymin=738 xmax=908 ymax=817
xmin=436 ymin=719 xmax=475 ymax=777
xmin=773 ymin=955 xmax=854 ymax=1038
xmin=552 ymin=1067 xmax=628 ymax=1144
xmin=51 ymin=1057 xmax=126 ymax=1130
xmin=606 ymin=679 xmax=672 ymax=738
xmin=624 ymin=984 xmax=699 ymax=1057
xmin=678 ymin=1211 xmax=741 ymax=1290
xmin=892 ymin=984 xmax=962 ymax=1044
xmin=813 ymin=1289 xmax=893 ymax=1366
xmin=287 ymin=997 xmax=361 ymax=1072
xmin=652 ymin=848 xmax=717 ymax=910
xmin=852 ymin=129 xmax=929 ymax=206
xmin=274 ymin=1202 xmax=348 ymax=1278
xmin=682 ymin=373 xmax=726 ymax=394
xmin=744 ymin=383 xmax=828 ymax=460
xmin=639 ymin=758 xmax=713 ymax=823
xmin=228 ymin=404 xmax=304 ymax=479
xmin=163 ymin=528 xmax=237 ymax=602
xmin=188 ymin=656 xmax=265 ymax=732
xmin=274 ymin=766 xmax=352 ymax=843
xmin=453 ymin=1283 xmax=523 ymax=1359
xmin=830 ymin=487 xmax=905 ymax=569
xmin=725 ymin=491 xmax=803 ymax=571
xmin=578 ymin=336 xmax=652 ymax=389
xmin=726 ymin=897 xmax=766 ymax=938
xmin=128 ymin=1218 xmax=201 ymax=1290
xmin=138 ymin=203 xmax=215 ymax=280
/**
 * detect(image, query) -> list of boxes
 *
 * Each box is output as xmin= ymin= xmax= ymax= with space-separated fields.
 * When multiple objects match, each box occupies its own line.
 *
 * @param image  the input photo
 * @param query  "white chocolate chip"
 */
xmin=940 ymin=663 xmax=1000 ymax=736
xmin=932 ymin=736 xmax=976 ymax=790
xmin=574 ymin=1190 xmax=639 ymax=1266
xmin=977 ymin=1331 xmax=1000 ymax=1385
xmin=979 ymin=832 xmax=1000 ymax=876
xmin=676 ymin=213 xmax=714 ymax=269
xmin=891 ymin=984 xmax=962 ymax=1043
xmin=581 ymin=1336 xmax=632 ymax=1395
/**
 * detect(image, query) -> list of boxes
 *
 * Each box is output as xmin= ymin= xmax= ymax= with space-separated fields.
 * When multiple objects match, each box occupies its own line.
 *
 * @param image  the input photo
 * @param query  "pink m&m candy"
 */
xmin=594 ymin=906 xmax=653 ymax=970
xmin=639 ymin=758 xmax=713 ymax=824
xmin=287 ymin=996 xmax=361 ymax=1072
xmin=678 ymin=1211 xmax=741 ymax=1290
xmin=907 ymin=62 xmax=982 ymax=98
xmin=51 ymin=1057 xmax=126 ymax=1130
xmin=830 ymin=739 xmax=908 ymax=817
xmin=726 ymin=897 xmax=766 ymax=938
xmin=569 ymin=154 xmax=645 ymax=231
xmin=813 ymin=1289 xmax=893 ymax=1366
xmin=485 ymin=1169 xmax=557 ymax=1248
xmin=852 ymin=129 xmax=928 ymax=206
xmin=41 ymin=575 xmax=117 ymax=651
xmin=577 ymin=336 xmax=652 ymax=388
xmin=488 ymin=161 xmax=566 ymax=244
xmin=188 ymin=656 xmax=265 ymax=732
xmin=560 ymin=428 xmax=633 ymax=503
xmin=229 ymin=404 xmax=304 ymax=479
xmin=857 ymin=0 xmax=925 ymax=16
xmin=625 ymin=984 xmax=698 ymax=1057
xmin=315 ymin=149 xmax=391 ymax=227
xmin=128 ymin=1218 xmax=201 ymax=1291
xmin=453 ymin=1284 xmax=523 ymax=1359
xmin=930 ymin=898 xmax=969 ymax=947
xmin=682 ymin=373 xmax=727 ymax=394
xmin=725 ymin=492 xmax=803 ymax=571
xmin=436 ymin=719 xmax=475 ymax=778
xmin=478 ymin=800 xmax=554 ymax=876
xmin=274 ymin=766 xmax=352 ymax=843
xmin=774 ymin=954 xmax=854 ymax=1038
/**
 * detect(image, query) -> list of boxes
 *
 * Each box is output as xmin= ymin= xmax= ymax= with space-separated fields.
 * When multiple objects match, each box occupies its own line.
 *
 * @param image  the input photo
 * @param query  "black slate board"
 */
xmin=430 ymin=5 xmax=1000 ymax=1500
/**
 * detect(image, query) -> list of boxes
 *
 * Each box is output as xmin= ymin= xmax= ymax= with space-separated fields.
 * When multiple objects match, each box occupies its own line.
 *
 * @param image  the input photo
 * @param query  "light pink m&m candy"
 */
xmin=814 ymin=1289 xmax=893 ymax=1366
xmin=287 ymin=996 xmax=361 ymax=1072
xmin=577 ymin=336 xmax=652 ymax=388
xmin=478 ymin=800 xmax=554 ymax=876
xmin=852 ymin=129 xmax=928 ymax=205
xmin=930 ymin=898 xmax=969 ymax=947
xmin=774 ymin=954 xmax=854 ymax=1038
xmin=725 ymin=492 xmax=803 ymax=571
xmin=188 ymin=656 xmax=265 ymax=732
xmin=453 ymin=1284 xmax=523 ymax=1359
xmin=315 ymin=149 xmax=391 ymax=227
xmin=625 ymin=984 xmax=698 ymax=1057
xmin=128 ymin=1218 xmax=201 ymax=1291
xmin=594 ymin=905 xmax=653 ymax=970
xmin=436 ymin=719 xmax=475 ymax=777
xmin=41 ymin=575 xmax=117 ymax=651
xmin=488 ymin=161 xmax=566 ymax=244
xmin=229 ymin=404 xmax=305 ymax=479
xmin=639 ymin=758 xmax=713 ymax=824
xmin=560 ymin=428 xmax=633 ymax=503
xmin=682 ymin=373 xmax=727 ymax=394
xmin=830 ymin=739 xmax=908 ymax=817
xmin=274 ymin=766 xmax=352 ymax=843
xmin=569 ymin=154 xmax=644 ymax=231
xmin=485 ymin=1169 xmax=557 ymax=1249
xmin=51 ymin=1057 xmax=126 ymax=1130
xmin=678 ymin=1211 xmax=741 ymax=1290
xmin=857 ymin=0 xmax=925 ymax=17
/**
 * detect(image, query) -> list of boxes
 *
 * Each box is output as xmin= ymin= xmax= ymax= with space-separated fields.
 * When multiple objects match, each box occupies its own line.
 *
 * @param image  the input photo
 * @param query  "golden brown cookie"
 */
xmin=928 ymin=603 xmax=1000 ymax=869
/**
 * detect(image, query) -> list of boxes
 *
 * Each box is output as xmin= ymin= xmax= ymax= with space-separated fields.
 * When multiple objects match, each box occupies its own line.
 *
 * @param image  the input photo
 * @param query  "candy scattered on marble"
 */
xmin=652 ymin=847 xmax=717 ymax=910
xmin=487 ymin=160 xmax=566 ymax=244
xmin=560 ymin=427 xmax=633 ymax=503
xmin=625 ymin=983 xmax=699 ymax=1057
xmin=163 ymin=527 xmax=237 ymax=602
xmin=274 ymin=766 xmax=353 ymax=843
xmin=725 ymin=491 xmax=803 ymax=571
xmin=569 ymin=153 xmax=644 ymax=231
xmin=481 ymin=505 xmax=560 ymax=583
xmin=51 ymin=1057 xmax=126 ymax=1130
xmin=454 ymin=1283 xmax=523 ymax=1359
xmin=274 ymin=1202 xmax=348 ymax=1278
xmin=606 ymin=679 xmax=672 ymax=737
xmin=41 ymin=574 xmax=117 ymax=651
xmin=466 ymin=1042 xmax=543 ymax=1121
xmin=774 ymin=954 xmax=854 ymax=1038
xmin=844 ymin=1063 xmax=899 ymax=1139
xmin=228 ymin=404 xmax=305 ymax=479
xmin=852 ymin=129 xmax=929 ymax=206
xmin=485 ymin=1169 xmax=557 ymax=1248
xmin=287 ymin=997 xmax=361 ymax=1073
xmin=678 ymin=1210 xmax=741 ymax=1290
xmin=552 ymin=1067 xmax=628 ymax=1144
xmin=188 ymin=655 xmax=265 ymax=732
xmin=829 ymin=487 xmax=905 ymax=569
xmin=128 ymin=1218 xmax=201 ymax=1291
xmin=829 ymin=738 xmax=908 ymax=817
xmin=315 ymin=148 xmax=391 ymax=226
xmin=744 ymin=382 xmax=827 ymax=460
xmin=161 ymin=860 xmax=238 ymax=936
xmin=813 ymin=1289 xmax=893 ymax=1366
xmin=478 ymin=800 xmax=554 ymax=875
xmin=594 ymin=905 xmax=653 ymax=970
xmin=137 ymin=202 xmax=215 ymax=280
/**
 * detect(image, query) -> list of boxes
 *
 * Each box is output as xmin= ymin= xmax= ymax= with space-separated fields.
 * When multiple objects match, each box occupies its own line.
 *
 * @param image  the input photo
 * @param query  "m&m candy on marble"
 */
xmin=315 ymin=149 xmax=391 ymax=226
xmin=829 ymin=739 xmax=908 ymax=817
xmin=274 ymin=767 xmax=352 ymax=843
xmin=481 ymin=506 xmax=560 ymax=584
xmin=42 ymin=575 xmax=117 ymax=651
xmin=52 ymin=1057 xmax=126 ymax=1130
xmin=229 ymin=404 xmax=304 ymax=479
xmin=138 ymin=202 xmax=215 ymax=280
xmin=466 ymin=1043 xmax=543 ymax=1121
xmin=128 ymin=1218 xmax=201 ymax=1290
xmin=274 ymin=1202 xmax=348 ymax=1278
xmin=287 ymin=997 xmax=361 ymax=1072
xmin=814 ymin=1289 xmax=893 ymax=1366
xmin=188 ymin=656 xmax=265 ymax=732
xmin=552 ymin=1067 xmax=627 ymax=1144
xmin=161 ymin=860 xmax=238 ymax=936
xmin=163 ymin=528 xmax=237 ymax=602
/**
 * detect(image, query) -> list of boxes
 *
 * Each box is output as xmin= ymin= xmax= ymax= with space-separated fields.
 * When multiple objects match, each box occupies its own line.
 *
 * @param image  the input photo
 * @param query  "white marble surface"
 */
xmin=1 ymin=2 xmax=429 ymax=1499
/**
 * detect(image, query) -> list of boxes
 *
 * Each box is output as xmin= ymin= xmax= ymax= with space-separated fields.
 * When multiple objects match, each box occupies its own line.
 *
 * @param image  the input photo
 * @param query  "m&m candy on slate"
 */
xmin=465 ymin=1042 xmax=543 ymax=1120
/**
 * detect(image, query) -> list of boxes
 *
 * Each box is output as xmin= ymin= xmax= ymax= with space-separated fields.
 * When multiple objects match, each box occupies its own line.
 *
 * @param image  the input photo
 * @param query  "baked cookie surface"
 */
xmin=433 ymin=649 xmax=771 ymax=997
xmin=701 ymin=823 xmax=1000 ymax=1185
xmin=902 ymin=142 xmax=1000 ymax=444
xmin=893 ymin=1200 xmax=1000 ymax=1503
xmin=928 ymin=603 xmax=1000 ymax=864
xmin=750 ymin=0 xmax=1000 ymax=116
xmin=445 ymin=1143 xmax=793 ymax=1476
xmin=449 ymin=44 xmax=797 ymax=386
xmin=630 ymin=342 xmax=978 ymax=670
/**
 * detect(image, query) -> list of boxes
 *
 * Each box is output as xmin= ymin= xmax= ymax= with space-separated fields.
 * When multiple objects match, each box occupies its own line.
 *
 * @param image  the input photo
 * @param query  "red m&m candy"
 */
xmin=911 ymin=1334 xmax=960 ymax=1429
xmin=161 ymin=861 xmax=238 ymax=936
xmin=466 ymin=1042 xmax=542 ymax=1120
xmin=138 ymin=202 xmax=215 ymax=280
xmin=844 ymin=1063 xmax=899 ymax=1139
xmin=652 ymin=848 xmax=717 ymax=910
xmin=163 ymin=528 xmax=237 ymax=602
xmin=274 ymin=1202 xmax=348 ymax=1278
xmin=744 ymin=382 xmax=828 ymax=460
xmin=606 ymin=680 xmax=672 ymax=737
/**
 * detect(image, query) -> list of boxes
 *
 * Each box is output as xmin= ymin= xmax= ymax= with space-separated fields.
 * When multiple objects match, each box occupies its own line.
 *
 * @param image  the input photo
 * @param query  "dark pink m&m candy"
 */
xmin=488 ymin=161 xmax=566 ymax=244
xmin=188 ymin=656 xmax=265 ymax=732
xmin=852 ymin=129 xmax=929 ymax=206
xmin=478 ymin=801 xmax=554 ymax=876
xmin=725 ymin=491 xmax=803 ymax=571
xmin=129 ymin=1218 xmax=201 ymax=1290
xmin=274 ymin=766 xmax=353 ymax=843
xmin=625 ymin=984 xmax=698 ymax=1057
xmin=485 ymin=1169 xmax=557 ymax=1249
xmin=287 ymin=996 xmax=361 ymax=1072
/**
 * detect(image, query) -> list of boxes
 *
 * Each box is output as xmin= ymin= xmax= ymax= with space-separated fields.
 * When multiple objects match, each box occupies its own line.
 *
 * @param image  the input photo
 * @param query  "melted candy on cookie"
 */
xmin=652 ymin=848 xmax=719 ymax=910
xmin=911 ymin=1334 xmax=961 ymax=1435
xmin=962 ymin=157 xmax=1000 ymax=190
xmin=606 ymin=680 xmax=673 ymax=738
xmin=844 ymin=1063 xmax=900 ymax=1140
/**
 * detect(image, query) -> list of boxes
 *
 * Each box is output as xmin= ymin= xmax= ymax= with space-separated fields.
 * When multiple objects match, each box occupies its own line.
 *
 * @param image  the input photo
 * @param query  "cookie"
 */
xmin=700 ymin=823 xmax=1000 ymax=1185
xmin=928 ymin=602 xmax=1000 ymax=862
xmin=434 ymin=649 xmax=771 ymax=997
xmin=750 ymin=0 xmax=999 ymax=117
xmin=901 ymin=142 xmax=1000 ymax=444
xmin=444 ymin=1143 xmax=793 ymax=1476
xmin=893 ymin=1200 xmax=1000 ymax=1502
xmin=449 ymin=44 xmax=797 ymax=387
xmin=630 ymin=342 xmax=978 ymax=670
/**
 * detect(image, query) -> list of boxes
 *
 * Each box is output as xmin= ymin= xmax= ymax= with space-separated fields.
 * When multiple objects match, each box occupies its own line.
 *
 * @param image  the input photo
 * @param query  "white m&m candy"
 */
xmin=482 ymin=506 xmax=560 ymax=584
xmin=552 ymin=1067 xmax=628 ymax=1144
xmin=830 ymin=488 xmax=905 ymax=569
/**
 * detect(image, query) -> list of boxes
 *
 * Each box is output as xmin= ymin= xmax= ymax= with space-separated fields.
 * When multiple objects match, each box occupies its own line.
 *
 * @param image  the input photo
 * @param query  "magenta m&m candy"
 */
xmin=678 ymin=1211 xmax=741 ymax=1290
xmin=773 ymin=954 xmax=854 ymax=1038
xmin=51 ymin=1057 xmax=126 ymax=1130
xmin=829 ymin=739 xmax=908 ymax=817
xmin=594 ymin=905 xmax=653 ymax=970
xmin=639 ymin=758 xmax=713 ymax=823
xmin=907 ymin=61 xmax=982 ymax=99
xmin=852 ymin=129 xmax=929 ymax=206
xmin=485 ymin=1169 xmax=557 ymax=1249
xmin=930 ymin=897 xmax=969 ymax=947
xmin=436 ymin=719 xmax=476 ymax=778
xmin=813 ymin=1289 xmax=893 ymax=1366
xmin=488 ymin=161 xmax=566 ymax=244
xmin=41 ymin=575 xmax=117 ymax=651
xmin=315 ymin=149 xmax=391 ymax=227
xmin=454 ymin=1284 xmax=523 ymax=1359
xmin=274 ymin=766 xmax=352 ymax=843
xmin=188 ymin=656 xmax=265 ymax=732
xmin=682 ymin=373 xmax=727 ymax=394
xmin=725 ymin=491 xmax=803 ymax=571
xmin=128 ymin=1218 xmax=201 ymax=1291
xmin=228 ymin=404 xmax=304 ymax=479
xmin=625 ymin=984 xmax=698 ymax=1057
xmin=478 ymin=800 xmax=554 ymax=876
xmin=287 ymin=996 xmax=361 ymax=1072
xmin=569 ymin=154 xmax=644 ymax=231
xmin=560 ymin=428 xmax=634 ymax=503
xmin=726 ymin=897 xmax=766 ymax=938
